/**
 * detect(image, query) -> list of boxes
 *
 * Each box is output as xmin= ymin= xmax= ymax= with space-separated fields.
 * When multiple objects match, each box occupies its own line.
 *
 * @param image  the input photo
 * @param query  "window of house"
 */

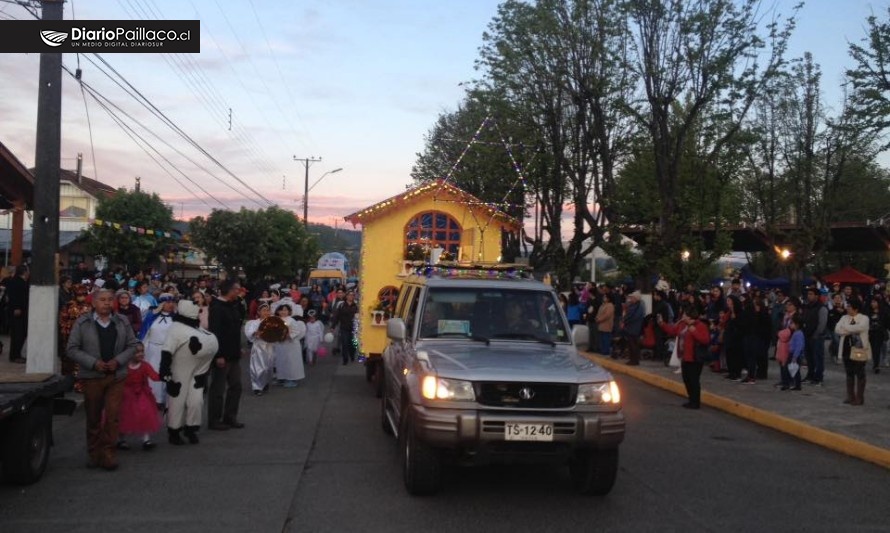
xmin=405 ymin=211 xmax=462 ymax=255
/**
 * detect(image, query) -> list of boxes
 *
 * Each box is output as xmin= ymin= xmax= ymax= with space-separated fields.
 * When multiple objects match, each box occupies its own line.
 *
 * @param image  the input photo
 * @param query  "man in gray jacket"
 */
xmin=67 ymin=288 xmax=139 ymax=470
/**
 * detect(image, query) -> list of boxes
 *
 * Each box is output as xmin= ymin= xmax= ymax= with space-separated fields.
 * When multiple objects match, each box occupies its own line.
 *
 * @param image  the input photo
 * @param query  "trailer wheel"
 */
xmin=2 ymin=405 xmax=52 ymax=485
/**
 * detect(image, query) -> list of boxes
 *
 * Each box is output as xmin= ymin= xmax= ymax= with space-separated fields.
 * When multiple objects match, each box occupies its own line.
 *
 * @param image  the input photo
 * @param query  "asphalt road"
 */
xmin=1 ymin=355 xmax=887 ymax=533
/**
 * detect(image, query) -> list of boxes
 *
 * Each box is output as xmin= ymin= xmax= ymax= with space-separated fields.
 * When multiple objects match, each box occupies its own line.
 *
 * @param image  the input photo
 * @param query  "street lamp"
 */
xmin=302 ymin=167 xmax=342 ymax=225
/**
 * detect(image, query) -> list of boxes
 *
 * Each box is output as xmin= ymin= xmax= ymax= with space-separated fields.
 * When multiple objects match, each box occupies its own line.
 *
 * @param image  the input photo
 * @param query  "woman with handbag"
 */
xmin=835 ymin=299 xmax=870 ymax=406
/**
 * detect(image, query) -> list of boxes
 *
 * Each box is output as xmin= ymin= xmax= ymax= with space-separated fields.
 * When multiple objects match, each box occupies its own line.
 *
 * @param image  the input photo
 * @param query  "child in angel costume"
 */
xmin=272 ymin=303 xmax=307 ymax=388
xmin=245 ymin=303 xmax=284 ymax=396
xmin=138 ymin=293 xmax=177 ymax=408
xmin=304 ymin=310 xmax=325 ymax=366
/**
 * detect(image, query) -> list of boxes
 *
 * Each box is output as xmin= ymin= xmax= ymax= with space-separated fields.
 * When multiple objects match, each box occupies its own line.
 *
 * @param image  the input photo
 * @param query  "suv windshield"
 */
xmin=418 ymin=287 xmax=570 ymax=343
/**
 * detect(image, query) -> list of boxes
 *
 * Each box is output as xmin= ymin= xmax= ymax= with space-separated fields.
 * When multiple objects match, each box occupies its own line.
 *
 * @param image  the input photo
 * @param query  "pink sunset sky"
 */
xmin=0 ymin=0 xmax=881 ymax=228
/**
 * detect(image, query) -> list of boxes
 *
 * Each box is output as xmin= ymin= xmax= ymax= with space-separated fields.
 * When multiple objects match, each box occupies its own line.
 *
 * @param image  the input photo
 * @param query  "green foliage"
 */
xmin=82 ymin=189 xmax=174 ymax=269
xmin=847 ymin=7 xmax=890 ymax=150
xmin=190 ymin=207 xmax=317 ymax=282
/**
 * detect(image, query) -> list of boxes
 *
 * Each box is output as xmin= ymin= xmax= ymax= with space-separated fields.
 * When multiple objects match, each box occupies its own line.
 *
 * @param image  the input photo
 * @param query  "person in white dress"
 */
xmin=140 ymin=293 xmax=176 ymax=407
xmin=245 ymin=304 xmax=276 ymax=396
xmin=273 ymin=304 xmax=307 ymax=388
xmin=304 ymin=310 xmax=324 ymax=366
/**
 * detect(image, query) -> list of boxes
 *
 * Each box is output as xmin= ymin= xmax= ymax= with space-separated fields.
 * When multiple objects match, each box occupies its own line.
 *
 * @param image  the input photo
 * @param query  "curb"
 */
xmin=587 ymin=353 xmax=890 ymax=471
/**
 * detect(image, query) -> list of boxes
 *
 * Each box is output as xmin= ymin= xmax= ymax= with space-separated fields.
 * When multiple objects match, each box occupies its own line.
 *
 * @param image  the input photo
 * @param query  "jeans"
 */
xmin=9 ymin=312 xmax=26 ymax=360
xmin=82 ymin=374 xmax=125 ymax=462
xmin=743 ymin=335 xmax=759 ymax=379
xmin=599 ymin=331 xmax=612 ymax=356
xmin=340 ymin=330 xmax=355 ymax=364
xmin=209 ymin=359 xmax=242 ymax=425
xmin=805 ymin=336 xmax=825 ymax=382
xmin=681 ymin=361 xmax=704 ymax=406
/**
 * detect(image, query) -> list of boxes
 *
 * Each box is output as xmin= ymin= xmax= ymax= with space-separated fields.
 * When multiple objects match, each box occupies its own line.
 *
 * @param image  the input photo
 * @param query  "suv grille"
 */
xmin=475 ymin=382 xmax=576 ymax=408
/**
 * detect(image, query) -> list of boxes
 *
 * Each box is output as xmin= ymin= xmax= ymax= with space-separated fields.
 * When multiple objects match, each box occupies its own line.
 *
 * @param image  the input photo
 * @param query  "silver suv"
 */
xmin=381 ymin=272 xmax=625 ymax=496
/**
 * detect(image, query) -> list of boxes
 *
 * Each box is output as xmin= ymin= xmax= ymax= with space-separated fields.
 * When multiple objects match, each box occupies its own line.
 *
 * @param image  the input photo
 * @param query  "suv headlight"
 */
xmin=421 ymin=376 xmax=475 ymax=401
xmin=576 ymin=381 xmax=621 ymax=405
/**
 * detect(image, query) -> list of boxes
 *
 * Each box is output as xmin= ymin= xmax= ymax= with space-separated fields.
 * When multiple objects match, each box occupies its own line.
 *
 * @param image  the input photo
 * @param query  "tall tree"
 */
xmin=847 ymin=7 xmax=890 ymax=150
xmin=622 ymin=0 xmax=798 ymax=287
xmin=190 ymin=207 xmax=318 ymax=282
xmin=476 ymin=0 xmax=637 ymax=285
xmin=82 ymin=189 xmax=174 ymax=269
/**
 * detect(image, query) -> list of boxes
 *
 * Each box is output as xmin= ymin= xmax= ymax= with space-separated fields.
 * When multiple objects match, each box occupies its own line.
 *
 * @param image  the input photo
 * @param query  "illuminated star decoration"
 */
xmin=433 ymin=114 xmax=535 ymax=223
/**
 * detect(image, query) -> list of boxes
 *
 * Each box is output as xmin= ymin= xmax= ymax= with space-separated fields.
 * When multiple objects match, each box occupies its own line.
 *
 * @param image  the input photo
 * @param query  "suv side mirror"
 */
xmin=387 ymin=318 xmax=407 ymax=341
xmin=572 ymin=324 xmax=589 ymax=350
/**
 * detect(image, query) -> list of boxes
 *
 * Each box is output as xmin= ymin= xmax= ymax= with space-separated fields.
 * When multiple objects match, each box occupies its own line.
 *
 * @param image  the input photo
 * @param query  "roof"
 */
xmin=0 ymin=229 xmax=83 ymax=252
xmin=821 ymin=266 xmax=878 ymax=285
xmin=344 ymin=180 xmax=522 ymax=230
xmin=57 ymin=168 xmax=117 ymax=199
xmin=0 ymin=141 xmax=35 ymax=209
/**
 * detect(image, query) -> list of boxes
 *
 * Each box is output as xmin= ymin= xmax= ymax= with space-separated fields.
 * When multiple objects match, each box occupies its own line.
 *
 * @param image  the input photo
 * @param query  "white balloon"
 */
xmin=324 ymin=332 xmax=334 ymax=344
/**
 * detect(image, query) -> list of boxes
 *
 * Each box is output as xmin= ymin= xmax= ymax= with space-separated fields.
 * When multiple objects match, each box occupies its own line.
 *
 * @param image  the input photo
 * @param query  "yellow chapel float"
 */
xmin=344 ymin=179 xmax=522 ymax=388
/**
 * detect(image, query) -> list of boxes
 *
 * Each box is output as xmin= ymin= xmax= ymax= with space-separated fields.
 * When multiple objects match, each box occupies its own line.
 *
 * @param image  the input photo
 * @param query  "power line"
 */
xmin=68 ymin=63 xmax=241 ymax=208
xmin=122 ymin=0 xmax=285 ymax=180
xmin=213 ymin=0 xmax=313 ymax=154
xmin=87 ymin=53 xmax=275 ymax=206
xmin=246 ymin=0 xmax=317 ymax=151
xmin=62 ymin=63 xmax=219 ymax=210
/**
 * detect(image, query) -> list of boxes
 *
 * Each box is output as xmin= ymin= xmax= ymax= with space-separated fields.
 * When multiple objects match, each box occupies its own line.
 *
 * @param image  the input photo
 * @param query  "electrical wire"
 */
xmin=62 ymin=63 xmax=220 ymax=209
xmin=86 ymin=53 xmax=275 ymax=206
xmin=66 ymin=64 xmax=240 ymax=208
xmin=121 ymin=0 xmax=284 ymax=180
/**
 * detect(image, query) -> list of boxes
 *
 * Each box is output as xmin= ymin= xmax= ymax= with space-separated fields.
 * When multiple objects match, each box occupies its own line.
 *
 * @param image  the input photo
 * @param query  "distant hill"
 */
xmin=309 ymin=222 xmax=362 ymax=268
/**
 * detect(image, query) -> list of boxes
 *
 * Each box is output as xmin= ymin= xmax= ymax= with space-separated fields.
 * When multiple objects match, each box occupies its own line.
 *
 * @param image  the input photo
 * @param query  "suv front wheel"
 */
xmin=569 ymin=448 xmax=618 ymax=496
xmin=399 ymin=409 xmax=442 ymax=495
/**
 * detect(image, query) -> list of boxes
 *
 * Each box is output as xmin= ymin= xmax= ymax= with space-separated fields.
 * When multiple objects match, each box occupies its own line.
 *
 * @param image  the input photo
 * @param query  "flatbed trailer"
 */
xmin=0 ymin=373 xmax=75 ymax=485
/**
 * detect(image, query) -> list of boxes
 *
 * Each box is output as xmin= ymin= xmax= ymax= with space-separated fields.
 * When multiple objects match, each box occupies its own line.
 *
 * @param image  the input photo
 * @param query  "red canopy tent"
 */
xmin=820 ymin=266 xmax=879 ymax=285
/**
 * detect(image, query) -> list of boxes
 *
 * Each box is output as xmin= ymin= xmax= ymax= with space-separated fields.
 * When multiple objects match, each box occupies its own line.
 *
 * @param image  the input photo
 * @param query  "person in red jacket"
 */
xmin=658 ymin=306 xmax=711 ymax=409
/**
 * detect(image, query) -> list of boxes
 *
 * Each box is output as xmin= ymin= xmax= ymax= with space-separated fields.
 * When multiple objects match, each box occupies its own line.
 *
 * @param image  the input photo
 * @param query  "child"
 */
xmin=274 ymin=304 xmax=307 ymax=388
xmin=782 ymin=315 xmax=805 ymax=391
xmin=245 ymin=303 xmax=276 ymax=396
xmin=118 ymin=343 xmax=161 ymax=450
xmin=305 ymin=310 xmax=324 ymax=366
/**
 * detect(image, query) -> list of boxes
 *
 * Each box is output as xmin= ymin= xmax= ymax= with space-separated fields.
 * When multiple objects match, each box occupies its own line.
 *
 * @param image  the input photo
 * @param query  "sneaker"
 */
xmin=283 ymin=380 xmax=298 ymax=388
xmin=780 ymin=385 xmax=790 ymax=391
xmin=730 ymin=377 xmax=742 ymax=382
xmin=116 ymin=440 xmax=130 ymax=451
xmin=253 ymin=390 xmax=263 ymax=396
xmin=790 ymin=386 xmax=801 ymax=391
xmin=741 ymin=378 xmax=756 ymax=385
xmin=142 ymin=440 xmax=156 ymax=451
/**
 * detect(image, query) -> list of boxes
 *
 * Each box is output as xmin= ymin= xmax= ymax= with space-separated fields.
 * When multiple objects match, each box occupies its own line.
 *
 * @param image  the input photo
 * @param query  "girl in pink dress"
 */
xmin=118 ymin=343 xmax=162 ymax=450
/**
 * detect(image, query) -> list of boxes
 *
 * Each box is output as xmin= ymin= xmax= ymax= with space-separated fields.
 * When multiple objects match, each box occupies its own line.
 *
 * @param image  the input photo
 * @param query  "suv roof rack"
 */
xmin=407 ymin=261 xmax=535 ymax=280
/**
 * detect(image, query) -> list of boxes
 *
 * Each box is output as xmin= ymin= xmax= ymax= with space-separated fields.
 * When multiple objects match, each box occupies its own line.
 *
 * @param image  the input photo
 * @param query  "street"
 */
xmin=1 ymin=356 xmax=887 ymax=533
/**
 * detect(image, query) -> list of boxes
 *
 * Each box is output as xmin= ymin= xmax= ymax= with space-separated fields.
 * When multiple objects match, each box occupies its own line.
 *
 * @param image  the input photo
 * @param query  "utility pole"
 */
xmin=293 ymin=156 xmax=321 ymax=225
xmin=27 ymin=0 xmax=64 ymax=374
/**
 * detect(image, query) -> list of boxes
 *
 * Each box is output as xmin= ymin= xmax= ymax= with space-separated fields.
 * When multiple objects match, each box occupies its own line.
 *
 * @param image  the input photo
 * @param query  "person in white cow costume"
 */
xmin=160 ymin=300 xmax=219 ymax=445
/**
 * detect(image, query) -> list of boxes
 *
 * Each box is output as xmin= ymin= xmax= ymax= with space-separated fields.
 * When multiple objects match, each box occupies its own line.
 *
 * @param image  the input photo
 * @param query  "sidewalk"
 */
xmin=586 ymin=348 xmax=890 ymax=469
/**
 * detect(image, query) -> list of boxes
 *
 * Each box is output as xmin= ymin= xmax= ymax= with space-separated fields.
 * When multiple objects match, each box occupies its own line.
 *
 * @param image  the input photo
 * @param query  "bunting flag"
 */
xmin=91 ymin=218 xmax=182 ymax=240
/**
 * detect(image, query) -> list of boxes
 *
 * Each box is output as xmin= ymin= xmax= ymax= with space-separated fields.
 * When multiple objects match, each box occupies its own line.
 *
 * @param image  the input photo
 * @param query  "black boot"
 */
xmin=854 ymin=375 xmax=866 ymax=406
xmin=844 ymin=376 xmax=855 ymax=404
xmin=184 ymin=426 xmax=200 ymax=444
xmin=168 ymin=427 xmax=185 ymax=446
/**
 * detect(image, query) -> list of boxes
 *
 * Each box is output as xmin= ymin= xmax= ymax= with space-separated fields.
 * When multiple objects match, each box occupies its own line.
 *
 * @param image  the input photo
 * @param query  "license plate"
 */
xmin=504 ymin=423 xmax=554 ymax=441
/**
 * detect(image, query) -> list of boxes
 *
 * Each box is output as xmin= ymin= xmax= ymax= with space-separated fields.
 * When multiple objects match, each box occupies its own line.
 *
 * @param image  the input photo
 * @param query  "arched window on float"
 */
xmin=404 ymin=211 xmax=462 ymax=261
